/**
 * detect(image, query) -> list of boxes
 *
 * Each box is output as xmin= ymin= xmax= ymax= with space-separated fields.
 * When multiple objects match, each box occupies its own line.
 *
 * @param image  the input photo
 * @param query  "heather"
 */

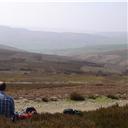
xmin=0 ymin=104 xmax=128 ymax=128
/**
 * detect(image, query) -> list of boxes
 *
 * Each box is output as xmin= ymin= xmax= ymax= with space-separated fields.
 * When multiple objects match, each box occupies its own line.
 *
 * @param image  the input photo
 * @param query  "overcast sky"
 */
xmin=0 ymin=2 xmax=127 ymax=33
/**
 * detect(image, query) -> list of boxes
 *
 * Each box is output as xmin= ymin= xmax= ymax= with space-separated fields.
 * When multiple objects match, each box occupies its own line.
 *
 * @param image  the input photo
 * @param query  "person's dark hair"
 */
xmin=0 ymin=82 xmax=6 ymax=91
xmin=26 ymin=107 xmax=37 ymax=114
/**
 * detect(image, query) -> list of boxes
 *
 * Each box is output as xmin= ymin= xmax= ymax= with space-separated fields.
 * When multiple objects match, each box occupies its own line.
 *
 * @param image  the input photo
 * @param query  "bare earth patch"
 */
xmin=15 ymin=98 xmax=128 ymax=113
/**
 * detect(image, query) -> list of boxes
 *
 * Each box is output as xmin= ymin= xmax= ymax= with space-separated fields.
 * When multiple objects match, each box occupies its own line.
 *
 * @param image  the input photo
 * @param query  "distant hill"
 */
xmin=0 ymin=44 xmax=20 ymax=51
xmin=76 ymin=49 xmax=128 ymax=65
xmin=0 ymin=26 xmax=127 ymax=75
xmin=0 ymin=44 xmax=127 ymax=75
xmin=0 ymin=26 xmax=127 ymax=53
xmin=73 ymin=49 xmax=128 ymax=74
xmin=49 ymin=43 xmax=127 ymax=56
xmin=49 ymin=44 xmax=128 ymax=74
xmin=47 ymin=42 xmax=128 ymax=72
xmin=0 ymin=44 xmax=103 ymax=75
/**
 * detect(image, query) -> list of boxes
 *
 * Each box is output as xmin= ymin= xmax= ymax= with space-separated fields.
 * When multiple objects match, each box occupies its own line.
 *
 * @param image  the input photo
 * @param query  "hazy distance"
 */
xmin=0 ymin=2 xmax=126 ymax=33
xmin=0 ymin=26 xmax=127 ymax=54
xmin=0 ymin=2 xmax=127 ymax=53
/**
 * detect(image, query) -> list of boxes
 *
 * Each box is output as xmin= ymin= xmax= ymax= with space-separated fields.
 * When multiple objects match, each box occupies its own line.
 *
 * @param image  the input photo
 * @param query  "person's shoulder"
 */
xmin=0 ymin=91 xmax=6 ymax=99
xmin=6 ymin=95 xmax=14 ymax=101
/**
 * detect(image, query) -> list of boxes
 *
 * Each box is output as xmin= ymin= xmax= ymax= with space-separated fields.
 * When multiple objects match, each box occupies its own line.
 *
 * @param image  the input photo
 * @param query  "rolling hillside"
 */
xmin=47 ymin=44 xmax=128 ymax=74
xmin=0 ymin=26 xmax=127 ymax=75
xmin=0 ymin=44 xmax=103 ymax=75
xmin=50 ymin=43 xmax=127 ymax=56
xmin=80 ymin=49 xmax=128 ymax=74
xmin=0 ymin=26 xmax=126 ymax=53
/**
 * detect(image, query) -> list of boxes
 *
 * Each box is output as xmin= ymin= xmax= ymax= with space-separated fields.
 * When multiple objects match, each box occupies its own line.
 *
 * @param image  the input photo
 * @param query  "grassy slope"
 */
xmin=52 ymin=43 xmax=127 ymax=56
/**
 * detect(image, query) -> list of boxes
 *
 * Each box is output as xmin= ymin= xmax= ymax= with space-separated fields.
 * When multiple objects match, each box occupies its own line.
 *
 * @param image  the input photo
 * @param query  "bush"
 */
xmin=70 ymin=92 xmax=85 ymax=101
xmin=107 ymin=95 xmax=119 ymax=100
xmin=42 ymin=97 xmax=49 ymax=102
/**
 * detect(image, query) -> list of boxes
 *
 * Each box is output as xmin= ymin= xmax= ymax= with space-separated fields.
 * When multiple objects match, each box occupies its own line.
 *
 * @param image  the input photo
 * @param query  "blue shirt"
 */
xmin=0 ymin=91 xmax=15 ymax=118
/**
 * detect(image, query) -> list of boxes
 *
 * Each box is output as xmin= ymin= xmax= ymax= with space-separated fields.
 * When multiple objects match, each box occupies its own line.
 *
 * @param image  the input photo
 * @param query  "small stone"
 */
xmin=35 ymin=98 xmax=42 ymax=102
xmin=42 ymin=97 xmax=49 ymax=102
xmin=50 ymin=96 xmax=58 ymax=101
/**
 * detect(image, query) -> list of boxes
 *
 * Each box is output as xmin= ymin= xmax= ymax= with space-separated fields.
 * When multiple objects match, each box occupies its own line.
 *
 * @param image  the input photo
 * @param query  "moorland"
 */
xmin=0 ymin=26 xmax=127 ymax=128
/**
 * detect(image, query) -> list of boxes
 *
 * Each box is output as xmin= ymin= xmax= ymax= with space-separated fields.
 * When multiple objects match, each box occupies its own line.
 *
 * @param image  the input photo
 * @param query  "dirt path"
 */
xmin=15 ymin=98 xmax=128 ymax=113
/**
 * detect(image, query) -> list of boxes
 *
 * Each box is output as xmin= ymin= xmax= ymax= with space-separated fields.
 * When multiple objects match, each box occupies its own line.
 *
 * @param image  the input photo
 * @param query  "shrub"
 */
xmin=42 ymin=97 xmax=49 ymax=102
xmin=70 ymin=92 xmax=85 ymax=101
xmin=107 ymin=95 xmax=119 ymax=100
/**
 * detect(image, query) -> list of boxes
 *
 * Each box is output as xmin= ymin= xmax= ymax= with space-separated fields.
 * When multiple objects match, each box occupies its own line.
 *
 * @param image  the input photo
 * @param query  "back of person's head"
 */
xmin=0 ymin=81 xmax=6 ymax=91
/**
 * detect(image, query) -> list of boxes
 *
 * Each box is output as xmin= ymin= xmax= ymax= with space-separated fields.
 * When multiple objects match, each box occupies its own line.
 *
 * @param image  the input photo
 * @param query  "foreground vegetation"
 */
xmin=0 ymin=104 xmax=128 ymax=128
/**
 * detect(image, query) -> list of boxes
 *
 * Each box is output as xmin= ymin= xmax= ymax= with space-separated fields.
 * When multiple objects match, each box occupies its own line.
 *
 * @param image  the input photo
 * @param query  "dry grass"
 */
xmin=0 ymin=104 xmax=128 ymax=128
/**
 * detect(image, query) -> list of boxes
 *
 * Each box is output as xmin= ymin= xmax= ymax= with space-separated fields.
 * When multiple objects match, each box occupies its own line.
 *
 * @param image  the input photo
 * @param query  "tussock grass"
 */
xmin=0 ymin=105 xmax=128 ymax=128
xmin=70 ymin=92 xmax=85 ymax=101
xmin=107 ymin=95 xmax=119 ymax=100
